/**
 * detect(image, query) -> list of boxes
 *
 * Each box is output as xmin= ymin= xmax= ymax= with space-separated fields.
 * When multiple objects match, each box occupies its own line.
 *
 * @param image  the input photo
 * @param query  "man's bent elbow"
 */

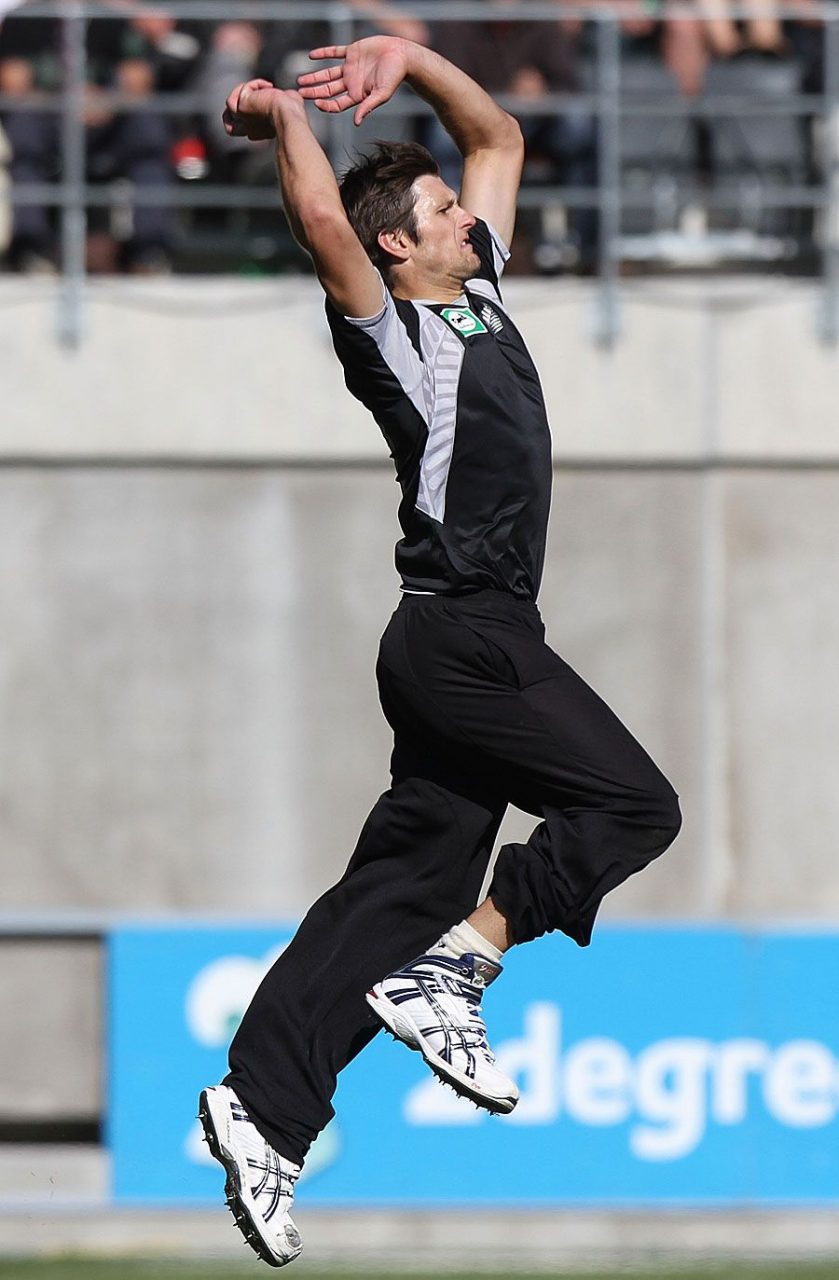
xmin=496 ymin=112 xmax=525 ymax=156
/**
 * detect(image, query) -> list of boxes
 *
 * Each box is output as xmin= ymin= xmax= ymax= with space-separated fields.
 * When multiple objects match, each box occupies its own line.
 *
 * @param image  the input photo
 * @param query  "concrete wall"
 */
xmin=3 ymin=461 xmax=838 ymax=926
xmin=0 ymin=467 xmax=698 ymax=920
xmin=2 ymin=275 xmax=839 ymax=1119
xmin=1 ymin=275 xmax=838 ymax=461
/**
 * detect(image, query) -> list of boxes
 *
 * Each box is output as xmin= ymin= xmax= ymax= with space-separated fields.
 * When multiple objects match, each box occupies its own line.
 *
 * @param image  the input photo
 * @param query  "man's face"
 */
xmin=406 ymin=174 xmax=480 ymax=285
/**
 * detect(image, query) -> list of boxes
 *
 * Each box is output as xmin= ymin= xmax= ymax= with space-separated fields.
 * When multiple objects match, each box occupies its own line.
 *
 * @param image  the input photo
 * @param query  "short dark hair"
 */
xmin=339 ymin=141 xmax=440 ymax=278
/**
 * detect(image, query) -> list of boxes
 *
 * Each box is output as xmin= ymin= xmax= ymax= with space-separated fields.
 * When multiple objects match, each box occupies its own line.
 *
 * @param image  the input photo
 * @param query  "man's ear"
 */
xmin=378 ymin=227 xmax=412 ymax=264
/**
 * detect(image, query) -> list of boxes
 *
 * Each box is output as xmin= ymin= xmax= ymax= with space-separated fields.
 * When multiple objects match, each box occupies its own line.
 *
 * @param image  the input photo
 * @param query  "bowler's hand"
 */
xmin=297 ymin=36 xmax=410 ymax=126
xmin=223 ymin=81 xmax=307 ymax=141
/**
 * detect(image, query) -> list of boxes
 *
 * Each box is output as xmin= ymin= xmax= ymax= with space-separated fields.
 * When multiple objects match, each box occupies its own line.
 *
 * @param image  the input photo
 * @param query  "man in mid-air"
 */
xmin=199 ymin=35 xmax=681 ymax=1269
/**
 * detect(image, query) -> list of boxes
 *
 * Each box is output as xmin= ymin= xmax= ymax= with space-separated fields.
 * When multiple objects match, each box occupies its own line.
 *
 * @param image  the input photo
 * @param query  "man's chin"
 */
xmin=462 ymin=247 xmax=482 ymax=280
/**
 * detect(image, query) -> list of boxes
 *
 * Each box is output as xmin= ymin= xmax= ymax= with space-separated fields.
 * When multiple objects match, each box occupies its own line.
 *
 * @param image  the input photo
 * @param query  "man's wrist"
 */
xmin=270 ymin=93 xmax=304 ymax=134
xmin=270 ymin=102 xmax=286 ymax=135
xmin=401 ymin=38 xmax=431 ymax=83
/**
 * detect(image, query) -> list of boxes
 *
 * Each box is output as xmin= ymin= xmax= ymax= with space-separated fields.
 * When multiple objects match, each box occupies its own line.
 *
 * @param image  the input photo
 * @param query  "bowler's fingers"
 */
xmin=223 ymin=78 xmax=277 ymax=136
xmin=299 ymin=76 xmax=346 ymax=100
xmin=297 ymin=64 xmax=343 ymax=87
xmin=308 ymin=45 xmax=348 ymax=60
xmin=225 ymin=77 xmax=274 ymax=115
xmin=222 ymin=106 xmax=243 ymax=136
xmin=313 ymin=92 xmax=356 ymax=113
xmin=224 ymin=82 xmax=243 ymax=119
xmin=354 ymin=88 xmax=390 ymax=125
xmin=237 ymin=78 xmax=275 ymax=109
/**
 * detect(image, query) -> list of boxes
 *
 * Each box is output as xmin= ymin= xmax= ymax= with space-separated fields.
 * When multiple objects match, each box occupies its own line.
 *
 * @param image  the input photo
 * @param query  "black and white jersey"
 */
xmin=325 ymin=219 xmax=552 ymax=601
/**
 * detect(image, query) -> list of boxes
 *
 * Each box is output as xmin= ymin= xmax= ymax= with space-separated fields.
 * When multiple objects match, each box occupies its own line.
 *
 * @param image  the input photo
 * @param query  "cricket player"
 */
xmin=199 ymin=35 xmax=681 ymax=1268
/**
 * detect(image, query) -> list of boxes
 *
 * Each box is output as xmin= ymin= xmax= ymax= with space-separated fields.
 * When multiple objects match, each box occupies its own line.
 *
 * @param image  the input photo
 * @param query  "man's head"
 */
xmin=339 ymin=141 xmax=480 ymax=291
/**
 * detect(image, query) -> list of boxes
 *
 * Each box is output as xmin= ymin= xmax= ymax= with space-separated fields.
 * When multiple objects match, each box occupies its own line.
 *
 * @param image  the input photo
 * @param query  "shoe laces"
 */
xmin=231 ymin=1103 xmax=299 ymax=1212
xmin=415 ymin=958 xmax=498 ymax=1062
xmin=451 ymin=977 xmax=496 ymax=1060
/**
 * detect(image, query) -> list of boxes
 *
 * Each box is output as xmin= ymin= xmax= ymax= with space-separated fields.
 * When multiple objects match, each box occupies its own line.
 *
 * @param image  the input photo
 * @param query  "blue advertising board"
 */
xmin=109 ymin=924 xmax=839 ymax=1205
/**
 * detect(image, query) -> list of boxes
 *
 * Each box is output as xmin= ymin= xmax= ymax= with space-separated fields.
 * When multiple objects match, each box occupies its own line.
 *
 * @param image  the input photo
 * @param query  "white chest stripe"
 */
xmin=415 ymin=310 xmax=465 ymax=525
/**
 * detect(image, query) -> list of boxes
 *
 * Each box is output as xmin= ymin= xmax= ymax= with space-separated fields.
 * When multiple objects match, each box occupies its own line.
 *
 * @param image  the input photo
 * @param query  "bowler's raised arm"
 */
xmin=298 ymin=37 xmax=524 ymax=247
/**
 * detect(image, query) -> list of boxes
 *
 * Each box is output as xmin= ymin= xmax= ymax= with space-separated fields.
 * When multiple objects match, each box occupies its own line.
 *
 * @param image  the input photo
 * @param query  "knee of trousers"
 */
xmin=634 ymin=778 xmax=682 ymax=858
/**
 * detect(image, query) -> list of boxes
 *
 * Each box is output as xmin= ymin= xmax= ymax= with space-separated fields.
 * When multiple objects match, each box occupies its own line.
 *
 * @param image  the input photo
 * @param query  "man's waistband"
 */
xmin=398 ymin=585 xmax=540 ymax=618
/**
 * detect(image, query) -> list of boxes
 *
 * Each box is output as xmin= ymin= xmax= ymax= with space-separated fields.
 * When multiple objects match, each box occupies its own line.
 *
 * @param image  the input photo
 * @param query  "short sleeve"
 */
xmin=468 ymin=219 xmax=511 ymax=302
xmin=332 ymin=268 xmax=389 ymax=328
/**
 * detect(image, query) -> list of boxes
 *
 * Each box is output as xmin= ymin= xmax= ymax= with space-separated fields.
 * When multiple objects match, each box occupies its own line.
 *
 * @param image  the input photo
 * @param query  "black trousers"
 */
xmin=226 ymin=590 xmax=681 ymax=1165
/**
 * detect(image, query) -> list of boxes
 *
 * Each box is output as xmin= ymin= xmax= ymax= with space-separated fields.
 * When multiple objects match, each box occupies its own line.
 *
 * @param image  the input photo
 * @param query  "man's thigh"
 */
xmin=378 ymin=595 xmax=669 ymax=813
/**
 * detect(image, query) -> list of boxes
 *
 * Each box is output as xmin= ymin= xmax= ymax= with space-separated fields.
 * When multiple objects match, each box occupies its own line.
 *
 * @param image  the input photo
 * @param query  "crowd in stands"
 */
xmin=0 ymin=0 xmax=827 ymax=275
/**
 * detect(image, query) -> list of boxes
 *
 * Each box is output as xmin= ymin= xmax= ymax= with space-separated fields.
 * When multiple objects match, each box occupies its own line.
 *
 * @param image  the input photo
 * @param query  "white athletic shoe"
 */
xmin=366 ymin=952 xmax=519 ymax=1115
xmin=198 ymin=1084 xmax=303 ymax=1268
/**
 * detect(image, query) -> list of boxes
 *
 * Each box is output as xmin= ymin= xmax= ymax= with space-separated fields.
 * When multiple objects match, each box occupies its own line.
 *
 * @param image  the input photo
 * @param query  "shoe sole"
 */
xmin=197 ymin=1088 xmax=302 ymax=1269
xmin=365 ymin=987 xmax=518 ymax=1115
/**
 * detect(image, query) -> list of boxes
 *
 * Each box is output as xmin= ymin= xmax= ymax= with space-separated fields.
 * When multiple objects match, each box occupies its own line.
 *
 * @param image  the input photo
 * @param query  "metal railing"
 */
xmin=1 ymin=0 xmax=838 ymax=347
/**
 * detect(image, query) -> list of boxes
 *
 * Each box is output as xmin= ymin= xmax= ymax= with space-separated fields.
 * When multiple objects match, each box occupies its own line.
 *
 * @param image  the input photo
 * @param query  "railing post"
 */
xmin=57 ymin=0 xmax=87 ymax=350
xmin=591 ymin=12 xmax=621 ymax=348
xmin=326 ymin=3 xmax=357 ymax=172
xmin=818 ymin=10 xmax=839 ymax=344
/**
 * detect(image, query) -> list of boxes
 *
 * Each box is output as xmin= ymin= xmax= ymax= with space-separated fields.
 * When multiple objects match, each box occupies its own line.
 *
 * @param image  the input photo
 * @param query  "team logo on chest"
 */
xmin=440 ymin=306 xmax=488 ymax=338
xmin=479 ymin=303 xmax=504 ymax=334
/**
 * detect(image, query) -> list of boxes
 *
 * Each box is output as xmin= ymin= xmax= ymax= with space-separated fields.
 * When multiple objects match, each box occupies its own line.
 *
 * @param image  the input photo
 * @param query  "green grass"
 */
xmin=1 ymin=1266 xmax=839 ymax=1280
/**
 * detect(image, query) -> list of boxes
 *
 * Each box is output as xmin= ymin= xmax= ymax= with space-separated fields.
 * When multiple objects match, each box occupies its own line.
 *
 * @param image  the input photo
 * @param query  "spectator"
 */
xmin=611 ymin=0 xmax=710 ymax=98
xmin=347 ymin=0 xmax=429 ymax=45
xmin=0 ymin=0 xmax=199 ymax=272
xmin=199 ymin=2 xmax=428 ymax=178
xmin=695 ymin=0 xmax=784 ymax=58
xmin=0 ymin=1 xmax=58 ymax=270
xmin=0 ymin=99 xmax=10 ymax=259
xmin=197 ymin=13 xmax=337 ymax=185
